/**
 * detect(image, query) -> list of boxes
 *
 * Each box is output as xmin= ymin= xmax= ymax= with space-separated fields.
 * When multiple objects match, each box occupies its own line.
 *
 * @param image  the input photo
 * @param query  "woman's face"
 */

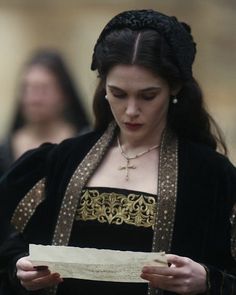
xmin=105 ymin=64 xmax=176 ymax=143
xmin=21 ymin=65 xmax=66 ymax=124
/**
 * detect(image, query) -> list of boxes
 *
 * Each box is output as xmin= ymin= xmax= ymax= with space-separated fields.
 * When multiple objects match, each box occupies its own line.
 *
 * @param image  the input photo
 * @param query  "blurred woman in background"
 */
xmin=0 ymin=49 xmax=90 ymax=175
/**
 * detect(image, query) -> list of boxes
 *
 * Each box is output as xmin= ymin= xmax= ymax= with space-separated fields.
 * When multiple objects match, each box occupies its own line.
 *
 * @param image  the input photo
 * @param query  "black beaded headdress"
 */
xmin=91 ymin=9 xmax=196 ymax=80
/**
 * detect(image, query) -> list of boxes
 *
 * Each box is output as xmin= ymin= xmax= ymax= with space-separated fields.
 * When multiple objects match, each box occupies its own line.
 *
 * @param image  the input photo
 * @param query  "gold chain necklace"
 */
xmin=117 ymin=136 xmax=160 ymax=181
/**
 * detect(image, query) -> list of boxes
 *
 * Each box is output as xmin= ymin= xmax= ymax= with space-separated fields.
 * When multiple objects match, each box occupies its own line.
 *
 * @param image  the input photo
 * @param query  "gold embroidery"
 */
xmin=75 ymin=189 xmax=156 ymax=228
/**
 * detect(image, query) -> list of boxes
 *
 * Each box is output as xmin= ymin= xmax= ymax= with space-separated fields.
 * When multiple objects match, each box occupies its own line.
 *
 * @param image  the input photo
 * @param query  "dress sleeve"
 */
xmin=0 ymin=143 xmax=56 ymax=241
xmin=204 ymin=158 xmax=236 ymax=294
xmin=201 ymin=264 xmax=236 ymax=294
xmin=0 ymin=143 xmax=56 ymax=294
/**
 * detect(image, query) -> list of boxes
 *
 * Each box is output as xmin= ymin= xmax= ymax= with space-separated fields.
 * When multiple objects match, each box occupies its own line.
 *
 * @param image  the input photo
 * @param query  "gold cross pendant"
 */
xmin=118 ymin=159 xmax=136 ymax=181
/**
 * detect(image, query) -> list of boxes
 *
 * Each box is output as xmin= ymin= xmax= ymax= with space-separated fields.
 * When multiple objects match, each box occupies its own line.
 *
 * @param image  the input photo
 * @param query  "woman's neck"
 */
xmin=12 ymin=120 xmax=77 ymax=160
xmin=22 ymin=119 xmax=75 ymax=141
xmin=118 ymin=130 xmax=164 ymax=153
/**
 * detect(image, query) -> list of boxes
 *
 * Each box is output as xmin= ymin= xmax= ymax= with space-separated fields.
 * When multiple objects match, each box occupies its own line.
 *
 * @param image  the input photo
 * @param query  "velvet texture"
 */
xmin=0 ymin=130 xmax=236 ymax=294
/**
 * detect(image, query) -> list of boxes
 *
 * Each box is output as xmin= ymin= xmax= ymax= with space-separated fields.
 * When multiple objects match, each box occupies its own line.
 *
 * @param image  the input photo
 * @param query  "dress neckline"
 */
xmin=83 ymin=186 xmax=156 ymax=197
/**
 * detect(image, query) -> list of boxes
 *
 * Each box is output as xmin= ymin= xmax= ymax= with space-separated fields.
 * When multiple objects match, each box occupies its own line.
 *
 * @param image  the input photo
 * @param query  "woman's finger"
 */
xmin=16 ymin=256 xmax=34 ymax=271
xmin=166 ymin=254 xmax=192 ymax=268
xmin=142 ymin=265 xmax=178 ymax=277
xmin=21 ymin=272 xmax=63 ymax=291
xmin=17 ymin=268 xmax=50 ymax=282
xmin=140 ymin=272 xmax=178 ymax=290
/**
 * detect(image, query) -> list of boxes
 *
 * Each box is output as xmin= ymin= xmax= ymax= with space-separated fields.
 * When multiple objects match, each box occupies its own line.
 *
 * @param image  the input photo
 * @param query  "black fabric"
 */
xmin=0 ymin=130 xmax=236 ymax=294
xmin=0 ymin=137 xmax=14 ymax=177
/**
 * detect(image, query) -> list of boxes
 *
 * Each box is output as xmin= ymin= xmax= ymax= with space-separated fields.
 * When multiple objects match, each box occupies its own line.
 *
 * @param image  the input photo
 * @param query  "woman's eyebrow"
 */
xmin=107 ymin=85 xmax=161 ymax=92
xmin=107 ymin=85 xmax=124 ymax=91
xmin=139 ymin=87 xmax=161 ymax=92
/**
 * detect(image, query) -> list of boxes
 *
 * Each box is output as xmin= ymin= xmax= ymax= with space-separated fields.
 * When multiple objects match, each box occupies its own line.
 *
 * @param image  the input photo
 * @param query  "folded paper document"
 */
xmin=29 ymin=244 xmax=167 ymax=283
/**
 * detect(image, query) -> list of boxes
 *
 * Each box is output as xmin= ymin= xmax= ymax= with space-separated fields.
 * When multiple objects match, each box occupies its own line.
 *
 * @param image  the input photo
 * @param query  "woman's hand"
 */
xmin=16 ymin=256 xmax=63 ymax=291
xmin=141 ymin=254 xmax=207 ymax=295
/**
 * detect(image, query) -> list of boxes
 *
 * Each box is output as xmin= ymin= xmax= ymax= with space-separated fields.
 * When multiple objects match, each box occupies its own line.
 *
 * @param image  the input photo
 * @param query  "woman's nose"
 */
xmin=125 ymin=99 xmax=140 ymax=117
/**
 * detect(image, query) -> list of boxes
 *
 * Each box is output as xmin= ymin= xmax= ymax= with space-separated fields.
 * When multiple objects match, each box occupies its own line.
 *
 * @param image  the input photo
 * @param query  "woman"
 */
xmin=0 ymin=9 xmax=236 ymax=295
xmin=0 ymin=49 xmax=90 ymax=175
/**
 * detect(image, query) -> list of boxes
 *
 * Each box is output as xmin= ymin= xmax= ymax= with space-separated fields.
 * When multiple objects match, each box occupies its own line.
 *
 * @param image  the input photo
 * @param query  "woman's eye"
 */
xmin=112 ymin=93 xmax=126 ymax=99
xmin=142 ymin=94 xmax=156 ymax=100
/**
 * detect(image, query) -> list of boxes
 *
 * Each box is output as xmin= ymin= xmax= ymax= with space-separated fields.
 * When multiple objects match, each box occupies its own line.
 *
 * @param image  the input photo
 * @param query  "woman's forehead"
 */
xmin=106 ymin=64 xmax=167 ymax=89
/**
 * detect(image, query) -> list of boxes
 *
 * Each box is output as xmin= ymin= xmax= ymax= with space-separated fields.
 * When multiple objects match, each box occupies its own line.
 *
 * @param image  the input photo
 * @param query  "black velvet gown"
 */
xmin=1 ymin=125 xmax=236 ymax=295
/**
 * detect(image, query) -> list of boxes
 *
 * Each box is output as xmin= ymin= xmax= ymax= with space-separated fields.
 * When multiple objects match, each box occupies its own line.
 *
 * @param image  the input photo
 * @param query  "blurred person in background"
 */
xmin=0 ymin=49 xmax=90 ymax=176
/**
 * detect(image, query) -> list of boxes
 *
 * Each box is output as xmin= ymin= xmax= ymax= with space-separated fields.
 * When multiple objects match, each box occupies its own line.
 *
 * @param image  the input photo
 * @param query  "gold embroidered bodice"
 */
xmin=75 ymin=187 xmax=157 ymax=229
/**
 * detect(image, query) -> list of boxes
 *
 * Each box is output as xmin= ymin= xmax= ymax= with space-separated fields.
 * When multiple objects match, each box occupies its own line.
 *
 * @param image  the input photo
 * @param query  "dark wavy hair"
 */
xmin=92 ymin=28 xmax=227 ymax=154
xmin=10 ymin=49 xmax=90 ymax=133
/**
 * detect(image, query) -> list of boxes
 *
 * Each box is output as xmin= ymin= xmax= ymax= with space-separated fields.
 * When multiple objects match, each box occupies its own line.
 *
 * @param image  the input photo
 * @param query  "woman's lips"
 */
xmin=125 ymin=123 xmax=142 ymax=131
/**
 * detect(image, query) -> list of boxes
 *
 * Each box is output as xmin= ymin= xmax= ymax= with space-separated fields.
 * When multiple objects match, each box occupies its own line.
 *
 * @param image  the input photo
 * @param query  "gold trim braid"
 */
xmin=52 ymin=121 xmax=117 ymax=246
xmin=148 ymin=129 xmax=178 ymax=295
xmin=153 ymin=129 xmax=178 ymax=252
xmin=11 ymin=178 xmax=46 ymax=232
